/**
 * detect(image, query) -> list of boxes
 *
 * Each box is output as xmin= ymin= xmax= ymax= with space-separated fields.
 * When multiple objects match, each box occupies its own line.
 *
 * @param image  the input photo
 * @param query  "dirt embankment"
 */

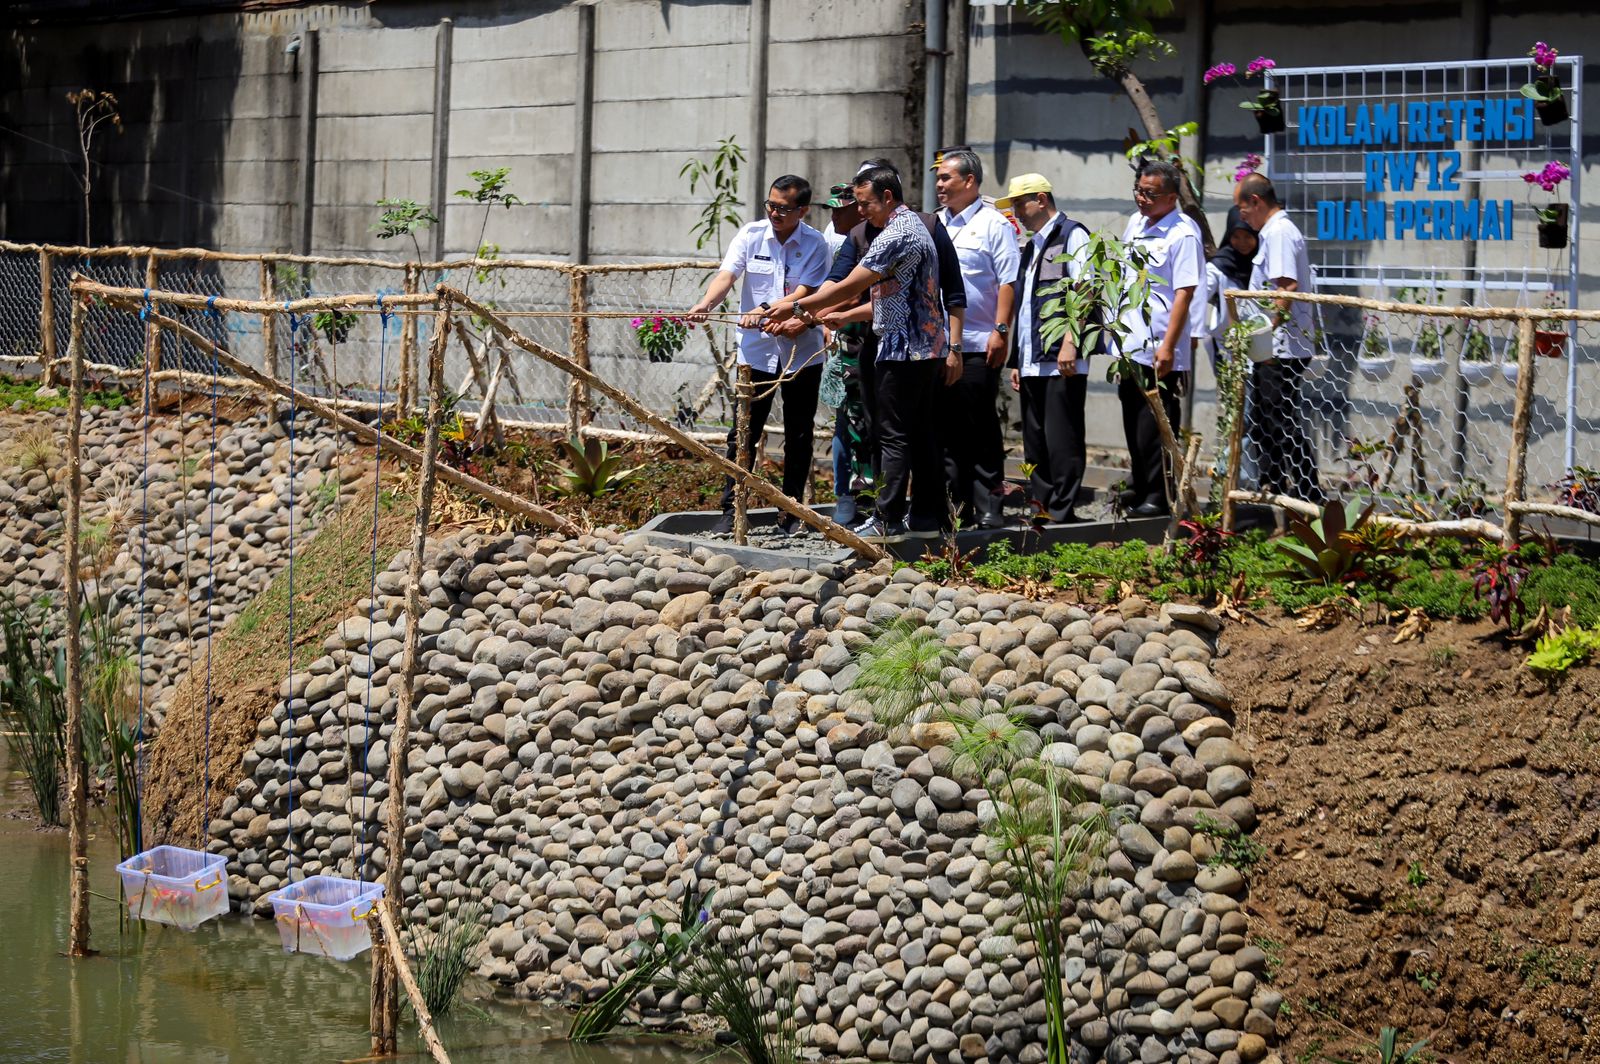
xmin=1216 ymin=619 xmax=1600 ymax=1063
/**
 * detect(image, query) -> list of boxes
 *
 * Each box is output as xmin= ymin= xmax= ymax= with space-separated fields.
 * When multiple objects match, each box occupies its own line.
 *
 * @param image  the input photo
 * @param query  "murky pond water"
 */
xmin=0 ymin=747 xmax=698 ymax=1064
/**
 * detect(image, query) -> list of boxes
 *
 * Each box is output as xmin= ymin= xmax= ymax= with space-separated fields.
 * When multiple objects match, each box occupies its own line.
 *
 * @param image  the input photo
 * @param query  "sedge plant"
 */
xmin=569 ymin=881 xmax=713 ymax=1042
xmin=401 ymin=900 xmax=488 ymax=1019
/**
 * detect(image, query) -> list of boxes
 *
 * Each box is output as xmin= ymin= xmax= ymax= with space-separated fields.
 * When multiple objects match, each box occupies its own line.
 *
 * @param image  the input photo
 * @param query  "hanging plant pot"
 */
xmin=1358 ymin=355 xmax=1396 ymax=382
xmin=1533 ymin=80 xmax=1569 ymax=126
xmin=1534 ymin=329 xmax=1568 ymax=358
xmin=1537 ymin=204 xmax=1569 ymax=249
xmin=1501 ymin=361 xmax=1520 ymax=385
xmin=1241 ymin=318 xmax=1277 ymax=363
xmin=1459 ymin=358 xmax=1494 ymax=386
xmin=1409 ymin=357 xmax=1447 ymax=383
xmin=1247 ymin=91 xmax=1287 ymax=135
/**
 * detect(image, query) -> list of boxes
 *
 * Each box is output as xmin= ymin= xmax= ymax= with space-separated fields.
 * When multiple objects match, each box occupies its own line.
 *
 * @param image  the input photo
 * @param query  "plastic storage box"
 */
xmin=115 ymin=846 xmax=230 ymax=930
xmin=268 ymin=876 xmax=385 ymax=961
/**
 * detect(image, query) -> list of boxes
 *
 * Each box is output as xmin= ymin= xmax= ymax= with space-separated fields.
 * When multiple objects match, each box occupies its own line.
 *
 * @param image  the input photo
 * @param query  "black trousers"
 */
xmin=937 ymin=351 xmax=1006 ymax=522
xmin=1118 ymin=363 xmax=1188 ymax=506
xmin=874 ymin=357 xmax=945 ymax=526
xmin=1250 ymin=358 xmax=1324 ymax=503
xmin=1019 ymin=371 xmax=1087 ymax=521
xmin=718 ymin=362 xmax=823 ymax=512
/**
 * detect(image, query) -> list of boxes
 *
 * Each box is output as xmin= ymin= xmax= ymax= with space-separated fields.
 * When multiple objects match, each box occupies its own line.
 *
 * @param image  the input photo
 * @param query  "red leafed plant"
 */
xmin=1471 ymin=544 xmax=1531 ymax=630
xmin=1176 ymin=511 xmax=1236 ymax=602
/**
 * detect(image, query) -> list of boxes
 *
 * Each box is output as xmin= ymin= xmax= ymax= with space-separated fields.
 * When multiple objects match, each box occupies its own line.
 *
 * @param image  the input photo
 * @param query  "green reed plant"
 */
xmin=661 ymin=921 xmax=800 ymax=1064
xmin=570 ymin=880 xmax=714 ymax=1042
xmin=402 ymin=900 xmax=488 ymax=1019
xmin=0 ymin=592 xmax=66 ymax=825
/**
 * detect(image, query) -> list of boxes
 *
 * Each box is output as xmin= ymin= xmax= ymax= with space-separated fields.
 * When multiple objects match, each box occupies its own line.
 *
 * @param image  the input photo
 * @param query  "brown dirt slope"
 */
xmin=141 ymin=472 xmax=416 ymax=848
xmin=1215 ymin=618 xmax=1600 ymax=1063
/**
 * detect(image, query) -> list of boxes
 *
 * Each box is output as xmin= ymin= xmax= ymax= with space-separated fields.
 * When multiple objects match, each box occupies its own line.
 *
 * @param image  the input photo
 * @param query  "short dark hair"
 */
xmin=943 ymin=149 xmax=983 ymax=185
xmin=769 ymin=175 xmax=811 ymax=207
xmin=853 ymin=167 xmax=903 ymax=203
xmin=860 ymin=156 xmax=899 ymax=176
xmin=1236 ymin=173 xmax=1278 ymax=206
xmin=1136 ymin=159 xmax=1182 ymax=195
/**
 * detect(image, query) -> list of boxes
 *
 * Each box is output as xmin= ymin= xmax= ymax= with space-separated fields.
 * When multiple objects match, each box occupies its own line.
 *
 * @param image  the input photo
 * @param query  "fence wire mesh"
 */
xmin=0 ymin=250 xmax=42 ymax=367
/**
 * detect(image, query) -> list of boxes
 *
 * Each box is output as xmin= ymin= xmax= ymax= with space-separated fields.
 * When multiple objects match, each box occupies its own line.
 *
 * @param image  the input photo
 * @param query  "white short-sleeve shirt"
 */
xmin=1119 ymin=208 xmax=1203 ymax=371
xmin=1018 ymin=216 xmax=1091 ymax=378
xmin=1250 ymin=210 xmax=1316 ymax=361
xmin=719 ymin=219 xmax=831 ymax=373
xmin=939 ymin=199 xmax=1022 ymax=352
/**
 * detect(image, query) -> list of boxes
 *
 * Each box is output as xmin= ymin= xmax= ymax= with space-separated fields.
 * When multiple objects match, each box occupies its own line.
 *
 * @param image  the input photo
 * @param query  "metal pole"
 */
xmin=1451 ymin=0 xmax=1489 ymax=485
xmin=297 ymin=29 xmax=319 ymax=256
xmin=745 ymin=0 xmax=770 ymax=223
xmin=429 ymin=19 xmax=453 ymax=262
xmin=571 ymin=6 xmax=595 ymax=264
xmin=921 ymin=0 xmax=947 ymax=212
xmin=1564 ymin=54 xmax=1582 ymax=477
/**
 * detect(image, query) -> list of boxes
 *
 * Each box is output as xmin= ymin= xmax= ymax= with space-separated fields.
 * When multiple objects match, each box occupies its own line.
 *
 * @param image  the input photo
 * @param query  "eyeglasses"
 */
xmin=764 ymin=200 xmax=803 ymax=216
xmin=1133 ymin=186 xmax=1172 ymax=201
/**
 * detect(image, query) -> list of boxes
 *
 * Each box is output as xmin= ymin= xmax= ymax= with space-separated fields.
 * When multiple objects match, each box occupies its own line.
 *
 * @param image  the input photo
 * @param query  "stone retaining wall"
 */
xmin=214 ymin=528 xmax=1281 ymax=1064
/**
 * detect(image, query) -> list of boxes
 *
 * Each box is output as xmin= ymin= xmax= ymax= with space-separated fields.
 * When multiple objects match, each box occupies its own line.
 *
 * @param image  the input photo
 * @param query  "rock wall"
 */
xmin=214 ymin=528 xmax=1280 ymax=1064
xmin=0 ymin=402 xmax=361 ymax=727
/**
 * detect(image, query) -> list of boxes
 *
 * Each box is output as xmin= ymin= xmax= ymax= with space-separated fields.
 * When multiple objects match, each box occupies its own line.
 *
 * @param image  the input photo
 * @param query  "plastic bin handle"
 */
xmin=352 ymin=902 xmax=376 ymax=921
xmin=195 ymin=872 xmax=223 ymax=891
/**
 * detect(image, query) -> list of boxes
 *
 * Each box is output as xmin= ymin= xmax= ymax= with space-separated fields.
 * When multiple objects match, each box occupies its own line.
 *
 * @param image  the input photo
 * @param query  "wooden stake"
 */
xmin=63 ymin=297 xmax=91 ymax=958
xmin=1224 ymin=489 xmax=1504 ymax=540
xmin=399 ymin=263 xmax=419 ymax=412
xmin=122 ymin=302 xmax=581 ymax=537
xmin=373 ymin=301 xmax=451 ymax=1056
xmin=1502 ymin=315 xmax=1537 ymax=546
xmin=734 ymin=363 xmax=752 ymax=545
xmin=259 ymin=262 xmax=277 ymax=413
xmin=144 ymin=254 xmax=163 ymax=405
xmin=38 ymin=251 xmax=56 ymax=386
xmin=375 ymin=900 xmax=452 ymax=1064
xmin=445 ymin=287 xmax=886 ymax=559
xmin=567 ymin=270 xmax=590 ymax=436
xmin=1221 ymin=364 xmax=1247 ymax=534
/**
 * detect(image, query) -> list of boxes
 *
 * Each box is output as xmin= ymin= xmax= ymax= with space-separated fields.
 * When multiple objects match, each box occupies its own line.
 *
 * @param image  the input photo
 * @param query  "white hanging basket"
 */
xmin=1459 ymin=358 xmax=1495 ymax=386
xmin=1409 ymin=357 xmax=1446 ymax=383
xmin=1501 ymin=361 xmax=1520 ymax=385
xmin=1358 ymin=355 xmax=1396 ymax=382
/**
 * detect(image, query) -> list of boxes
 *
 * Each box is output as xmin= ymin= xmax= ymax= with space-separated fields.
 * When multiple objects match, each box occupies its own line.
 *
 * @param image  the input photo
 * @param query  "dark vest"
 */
xmin=1013 ymin=213 xmax=1102 ymax=366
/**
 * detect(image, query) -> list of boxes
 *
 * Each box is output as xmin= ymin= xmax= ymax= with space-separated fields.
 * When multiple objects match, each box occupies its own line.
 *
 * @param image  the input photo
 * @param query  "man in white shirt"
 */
xmin=1236 ymin=173 xmax=1324 ymax=503
xmin=1119 ymin=159 xmax=1202 ymax=517
xmin=999 ymin=173 xmax=1091 ymax=523
xmin=934 ymin=148 xmax=1019 ymax=529
xmin=688 ymin=175 xmax=831 ymax=534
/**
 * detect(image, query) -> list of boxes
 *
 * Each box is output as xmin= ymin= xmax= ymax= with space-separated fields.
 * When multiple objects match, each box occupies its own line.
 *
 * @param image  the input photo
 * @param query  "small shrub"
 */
xmin=1274 ymin=498 xmax=1401 ymax=588
xmin=1523 ymin=553 xmax=1600 ymax=627
xmin=1405 ymin=860 xmax=1430 ymax=889
xmin=1385 ymin=567 xmax=1482 ymax=621
xmin=1525 ymin=626 xmax=1600 ymax=680
xmin=1195 ymin=812 xmax=1267 ymax=875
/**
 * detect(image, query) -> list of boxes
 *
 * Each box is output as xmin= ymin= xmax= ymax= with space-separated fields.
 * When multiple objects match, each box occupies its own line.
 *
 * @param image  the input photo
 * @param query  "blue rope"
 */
xmin=357 ymin=296 xmax=389 ymax=879
xmin=202 ymin=295 xmax=220 ymax=844
xmin=284 ymin=302 xmax=301 ymax=874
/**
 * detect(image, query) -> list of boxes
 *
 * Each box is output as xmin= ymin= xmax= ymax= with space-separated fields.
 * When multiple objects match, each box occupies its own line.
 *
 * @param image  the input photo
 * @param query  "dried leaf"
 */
xmin=1392 ymin=607 xmax=1431 ymax=644
xmin=1294 ymin=599 xmax=1348 ymax=631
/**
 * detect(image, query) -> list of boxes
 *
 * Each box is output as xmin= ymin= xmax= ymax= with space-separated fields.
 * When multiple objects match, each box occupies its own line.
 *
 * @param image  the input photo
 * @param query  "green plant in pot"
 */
xmin=1458 ymin=324 xmax=1494 ymax=386
xmin=1524 ymin=160 xmax=1572 ymax=249
xmin=1239 ymin=55 xmax=1283 ymax=134
xmin=312 ymin=309 xmax=356 ymax=345
xmin=1535 ymin=291 xmax=1568 ymax=359
xmin=1521 ymin=41 xmax=1567 ymax=126
xmin=1357 ymin=313 xmax=1395 ymax=381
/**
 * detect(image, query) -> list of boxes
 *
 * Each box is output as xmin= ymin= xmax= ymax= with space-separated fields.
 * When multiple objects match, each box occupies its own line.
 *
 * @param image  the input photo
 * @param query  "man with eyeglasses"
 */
xmin=934 ymin=147 xmax=1019 ymax=530
xmin=689 ymin=175 xmax=831 ymax=534
xmin=1118 ymin=159 xmax=1203 ymax=517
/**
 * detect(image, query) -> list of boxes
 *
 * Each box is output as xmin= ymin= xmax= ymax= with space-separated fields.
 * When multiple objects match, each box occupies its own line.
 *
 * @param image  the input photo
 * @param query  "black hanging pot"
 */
xmin=1538 ymin=204 xmax=1570 ymax=249
xmin=1534 ymin=78 xmax=1569 ymax=126
xmin=1249 ymin=91 xmax=1286 ymax=135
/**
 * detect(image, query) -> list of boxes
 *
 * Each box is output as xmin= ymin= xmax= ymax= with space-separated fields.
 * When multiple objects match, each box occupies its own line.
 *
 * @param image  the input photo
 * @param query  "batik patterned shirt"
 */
xmin=859 ymin=205 xmax=948 ymax=362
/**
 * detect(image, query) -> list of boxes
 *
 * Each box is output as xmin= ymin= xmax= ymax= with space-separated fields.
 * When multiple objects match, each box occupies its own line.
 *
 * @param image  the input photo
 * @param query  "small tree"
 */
xmin=371 ymin=198 xmax=437 ymax=263
xmin=681 ymin=135 xmax=746 ymax=256
xmin=66 ymin=90 xmax=122 ymax=246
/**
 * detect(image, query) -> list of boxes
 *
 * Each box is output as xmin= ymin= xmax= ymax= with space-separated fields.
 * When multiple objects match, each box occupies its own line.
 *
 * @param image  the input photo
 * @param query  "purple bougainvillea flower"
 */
xmin=1203 ymin=62 xmax=1237 ymax=85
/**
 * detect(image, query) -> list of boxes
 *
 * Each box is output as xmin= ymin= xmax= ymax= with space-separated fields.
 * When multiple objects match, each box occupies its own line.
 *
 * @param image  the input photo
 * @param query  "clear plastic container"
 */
xmin=115 ymin=846 xmax=230 ymax=930
xmin=268 ymin=876 xmax=385 ymax=961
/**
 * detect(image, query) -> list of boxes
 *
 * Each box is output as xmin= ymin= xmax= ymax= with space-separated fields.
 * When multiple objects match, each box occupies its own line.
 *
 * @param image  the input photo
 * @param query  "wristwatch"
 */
xmin=994 ymin=323 xmax=1009 ymax=336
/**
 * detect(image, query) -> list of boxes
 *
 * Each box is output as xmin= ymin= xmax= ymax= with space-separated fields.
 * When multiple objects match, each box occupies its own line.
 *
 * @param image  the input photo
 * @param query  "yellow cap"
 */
xmin=994 ymin=173 xmax=1053 ymax=209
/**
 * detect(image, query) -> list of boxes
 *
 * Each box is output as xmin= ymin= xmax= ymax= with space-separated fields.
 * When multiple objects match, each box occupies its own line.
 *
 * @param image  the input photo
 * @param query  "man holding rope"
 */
xmin=689 ymin=175 xmax=831 ymax=535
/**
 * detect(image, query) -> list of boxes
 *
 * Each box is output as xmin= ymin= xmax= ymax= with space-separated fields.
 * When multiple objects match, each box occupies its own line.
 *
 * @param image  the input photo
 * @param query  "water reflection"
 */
xmin=0 ymin=751 xmax=700 ymax=1064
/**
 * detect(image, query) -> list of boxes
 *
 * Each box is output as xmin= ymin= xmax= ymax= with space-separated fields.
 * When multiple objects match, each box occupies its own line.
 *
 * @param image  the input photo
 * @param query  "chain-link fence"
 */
xmin=1222 ymin=288 xmax=1598 ymax=539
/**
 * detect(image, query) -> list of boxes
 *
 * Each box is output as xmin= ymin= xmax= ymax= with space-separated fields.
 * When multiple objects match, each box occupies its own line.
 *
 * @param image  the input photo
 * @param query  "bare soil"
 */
xmin=1215 ymin=618 xmax=1600 ymax=1063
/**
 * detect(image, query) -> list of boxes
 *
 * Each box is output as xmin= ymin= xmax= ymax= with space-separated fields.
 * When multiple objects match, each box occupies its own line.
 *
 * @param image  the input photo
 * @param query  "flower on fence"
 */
xmin=1234 ymin=153 xmax=1263 ymax=181
xmin=1522 ymin=160 xmax=1571 ymax=193
xmin=1530 ymin=41 xmax=1559 ymax=72
xmin=1246 ymin=56 xmax=1277 ymax=77
xmin=1203 ymin=62 xmax=1237 ymax=85
xmin=632 ymin=315 xmax=692 ymax=363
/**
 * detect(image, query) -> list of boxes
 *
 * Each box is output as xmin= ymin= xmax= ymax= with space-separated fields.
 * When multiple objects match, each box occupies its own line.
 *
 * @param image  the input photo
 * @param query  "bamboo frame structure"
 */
xmin=375 ymin=900 xmax=452 ymax=1064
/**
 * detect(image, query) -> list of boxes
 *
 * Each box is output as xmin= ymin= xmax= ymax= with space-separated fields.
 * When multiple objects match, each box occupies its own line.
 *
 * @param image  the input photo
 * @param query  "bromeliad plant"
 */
xmin=1273 ymin=497 xmax=1401 ymax=588
xmin=547 ymin=434 xmax=640 ymax=499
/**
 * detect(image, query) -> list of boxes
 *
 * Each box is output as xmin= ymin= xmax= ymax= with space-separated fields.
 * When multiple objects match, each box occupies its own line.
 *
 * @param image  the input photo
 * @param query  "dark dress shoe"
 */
xmin=1130 ymin=499 xmax=1171 ymax=518
xmin=711 ymin=511 xmax=736 ymax=534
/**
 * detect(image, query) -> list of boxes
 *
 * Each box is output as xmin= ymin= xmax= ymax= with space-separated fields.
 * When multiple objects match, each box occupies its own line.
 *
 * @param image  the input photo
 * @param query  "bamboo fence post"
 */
xmin=1502 ymin=315 xmax=1538 ymax=546
xmin=568 ymin=269 xmax=591 ymax=436
xmin=38 ymin=251 xmax=56 ymax=385
xmin=400 ymin=263 xmax=419 ymax=412
xmin=144 ymin=254 xmax=162 ymax=406
xmin=373 ymin=298 xmax=451 ymax=1055
xmin=1221 ymin=365 xmax=1248 ymax=534
xmin=63 ymin=298 xmax=91 ymax=958
xmin=124 ymin=304 xmax=580 ymax=536
xmin=259 ymin=262 xmax=277 ymax=413
xmin=443 ymin=287 xmax=886 ymax=558
xmin=734 ymin=364 xmax=752 ymax=544
xmin=375 ymin=900 xmax=453 ymax=1064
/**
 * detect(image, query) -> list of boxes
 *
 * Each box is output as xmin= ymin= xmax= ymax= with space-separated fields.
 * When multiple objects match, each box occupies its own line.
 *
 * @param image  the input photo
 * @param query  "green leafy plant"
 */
xmin=1461 ymin=324 xmax=1492 ymax=363
xmin=657 ymin=919 xmax=800 ymax=1064
xmin=547 ymin=435 xmax=640 ymax=499
xmin=1037 ymin=231 xmax=1153 ymax=374
xmin=681 ymin=136 xmax=746 ymax=255
xmin=0 ymin=592 xmax=66 ymax=824
xmin=311 ymin=309 xmax=356 ymax=345
xmin=401 ymin=900 xmax=487 ymax=1019
xmin=570 ymin=881 xmax=713 ymax=1041
xmin=1405 ymin=860 xmax=1430 ymax=889
xmin=1525 ymin=626 xmax=1600 ymax=681
xmin=1195 ymin=812 xmax=1267 ymax=875
xmin=1522 ymin=551 xmax=1600 ymax=626
xmin=455 ymin=167 xmax=523 ymax=300
xmin=1326 ymin=1026 xmax=1430 ymax=1064
xmin=1274 ymin=498 xmax=1400 ymax=588
xmin=371 ymin=198 xmax=438 ymax=261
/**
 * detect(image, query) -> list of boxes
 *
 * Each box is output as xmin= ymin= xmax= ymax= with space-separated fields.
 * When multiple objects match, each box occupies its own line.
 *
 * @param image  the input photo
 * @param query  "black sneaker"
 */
xmin=710 ymin=511 xmax=736 ymax=534
xmin=976 ymin=513 xmax=1010 ymax=530
xmin=853 ymin=516 xmax=908 ymax=544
